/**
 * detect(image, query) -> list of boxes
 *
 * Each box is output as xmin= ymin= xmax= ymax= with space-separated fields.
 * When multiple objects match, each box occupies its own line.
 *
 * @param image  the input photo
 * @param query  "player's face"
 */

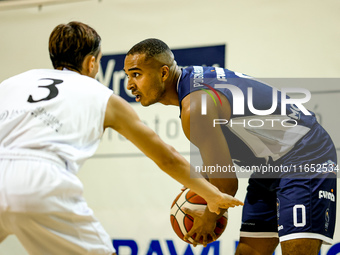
xmin=124 ymin=53 xmax=165 ymax=106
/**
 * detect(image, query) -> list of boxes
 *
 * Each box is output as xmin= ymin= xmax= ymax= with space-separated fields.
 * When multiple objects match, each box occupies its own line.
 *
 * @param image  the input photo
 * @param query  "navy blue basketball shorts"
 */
xmin=240 ymin=173 xmax=337 ymax=244
xmin=240 ymin=123 xmax=337 ymax=244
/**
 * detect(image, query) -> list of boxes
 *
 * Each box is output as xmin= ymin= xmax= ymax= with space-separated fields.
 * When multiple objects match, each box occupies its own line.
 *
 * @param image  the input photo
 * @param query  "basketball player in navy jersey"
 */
xmin=124 ymin=38 xmax=337 ymax=255
xmin=0 ymin=23 xmax=243 ymax=255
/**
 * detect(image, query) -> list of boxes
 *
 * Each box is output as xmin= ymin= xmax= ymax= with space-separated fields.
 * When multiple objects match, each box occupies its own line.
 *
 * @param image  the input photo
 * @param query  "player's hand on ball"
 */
xmin=170 ymin=189 xmax=229 ymax=246
xmin=182 ymin=207 xmax=217 ymax=247
xmin=207 ymin=193 xmax=243 ymax=214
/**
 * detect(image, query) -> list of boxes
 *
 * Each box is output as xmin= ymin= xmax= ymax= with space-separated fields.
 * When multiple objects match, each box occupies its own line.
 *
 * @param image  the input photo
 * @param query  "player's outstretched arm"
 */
xmin=104 ymin=94 xmax=243 ymax=213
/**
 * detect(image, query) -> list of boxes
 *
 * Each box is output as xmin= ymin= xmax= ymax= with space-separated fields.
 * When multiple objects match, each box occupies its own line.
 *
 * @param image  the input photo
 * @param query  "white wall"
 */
xmin=0 ymin=0 xmax=339 ymax=254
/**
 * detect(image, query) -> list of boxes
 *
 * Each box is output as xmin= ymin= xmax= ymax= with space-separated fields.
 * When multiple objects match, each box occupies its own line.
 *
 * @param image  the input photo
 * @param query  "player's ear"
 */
xmin=88 ymin=55 xmax=96 ymax=74
xmin=81 ymin=55 xmax=96 ymax=77
xmin=161 ymin=65 xmax=170 ymax=81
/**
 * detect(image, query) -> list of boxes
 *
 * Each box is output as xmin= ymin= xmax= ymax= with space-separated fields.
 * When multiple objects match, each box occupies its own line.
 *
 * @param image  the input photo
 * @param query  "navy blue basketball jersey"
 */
xmin=177 ymin=66 xmax=337 ymax=173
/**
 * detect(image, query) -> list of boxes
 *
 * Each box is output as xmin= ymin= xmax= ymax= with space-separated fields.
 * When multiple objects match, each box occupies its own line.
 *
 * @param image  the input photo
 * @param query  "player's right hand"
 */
xmin=182 ymin=207 xmax=218 ymax=247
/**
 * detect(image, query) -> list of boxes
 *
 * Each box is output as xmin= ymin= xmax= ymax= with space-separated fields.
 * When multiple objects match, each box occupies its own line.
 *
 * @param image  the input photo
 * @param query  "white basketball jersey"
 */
xmin=0 ymin=69 xmax=113 ymax=173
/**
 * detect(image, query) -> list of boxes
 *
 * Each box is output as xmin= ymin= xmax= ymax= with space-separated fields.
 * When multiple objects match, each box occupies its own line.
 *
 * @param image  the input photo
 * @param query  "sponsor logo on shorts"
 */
xmin=278 ymin=225 xmax=284 ymax=231
xmin=319 ymin=190 xmax=335 ymax=202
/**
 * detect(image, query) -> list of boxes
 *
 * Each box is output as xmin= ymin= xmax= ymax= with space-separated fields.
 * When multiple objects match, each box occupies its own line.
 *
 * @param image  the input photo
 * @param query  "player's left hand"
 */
xmin=207 ymin=193 xmax=243 ymax=214
xmin=182 ymin=207 xmax=218 ymax=247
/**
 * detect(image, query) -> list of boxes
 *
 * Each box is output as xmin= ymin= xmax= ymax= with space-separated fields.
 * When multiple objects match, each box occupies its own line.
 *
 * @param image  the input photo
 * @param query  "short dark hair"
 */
xmin=48 ymin=21 xmax=101 ymax=72
xmin=127 ymin=38 xmax=171 ymax=61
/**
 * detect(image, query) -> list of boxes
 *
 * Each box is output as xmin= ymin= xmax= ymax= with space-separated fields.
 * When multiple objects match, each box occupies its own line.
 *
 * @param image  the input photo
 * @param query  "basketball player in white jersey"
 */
xmin=0 ymin=22 xmax=243 ymax=255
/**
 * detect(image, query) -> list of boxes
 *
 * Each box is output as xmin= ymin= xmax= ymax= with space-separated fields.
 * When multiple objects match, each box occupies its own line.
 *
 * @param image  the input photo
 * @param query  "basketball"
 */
xmin=170 ymin=188 xmax=228 ymax=245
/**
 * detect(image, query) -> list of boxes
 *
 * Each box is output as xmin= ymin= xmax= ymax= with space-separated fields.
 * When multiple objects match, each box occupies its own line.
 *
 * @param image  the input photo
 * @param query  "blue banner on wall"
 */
xmin=98 ymin=45 xmax=226 ymax=102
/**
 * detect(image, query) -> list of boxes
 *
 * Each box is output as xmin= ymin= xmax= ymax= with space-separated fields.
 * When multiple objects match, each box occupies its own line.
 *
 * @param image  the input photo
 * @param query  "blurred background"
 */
xmin=0 ymin=0 xmax=339 ymax=254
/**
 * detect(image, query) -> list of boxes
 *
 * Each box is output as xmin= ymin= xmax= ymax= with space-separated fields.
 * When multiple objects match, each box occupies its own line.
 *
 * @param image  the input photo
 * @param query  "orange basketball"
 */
xmin=170 ymin=189 xmax=228 ymax=245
